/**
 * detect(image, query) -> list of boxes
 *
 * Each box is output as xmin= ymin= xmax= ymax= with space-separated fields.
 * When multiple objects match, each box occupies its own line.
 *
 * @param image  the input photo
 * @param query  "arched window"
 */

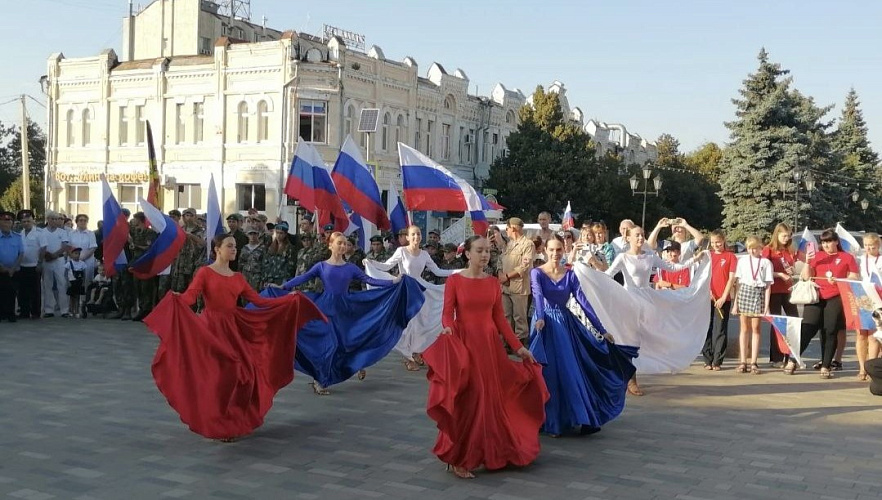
xmin=81 ymin=109 xmax=91 ymax=146
xmin=505 ymin=110 xmax=516 ymax=125
xmin=237 ymin=102 xmax=249 ymax=143
xmin=395 ymin=115 xmax=404 ymax=146
xmin=444 ymin=95 xmax=455 ymax=111
xmin=381 ymin=112 xmax=390 ymax=151
xmin=66 ymin=109 xmax=75 ymax=147
xmin=257 ymin=100 xmax=269 ymax=143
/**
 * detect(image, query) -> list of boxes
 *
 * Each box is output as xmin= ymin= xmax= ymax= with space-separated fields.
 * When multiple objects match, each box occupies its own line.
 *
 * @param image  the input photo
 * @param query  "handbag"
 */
xmin=789 ymin=279 xmax=819 ymax=305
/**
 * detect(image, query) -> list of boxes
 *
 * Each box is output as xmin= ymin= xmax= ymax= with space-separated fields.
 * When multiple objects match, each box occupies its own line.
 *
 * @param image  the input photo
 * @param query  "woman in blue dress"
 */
xmin=528 ymin=235 xmax=638 ymax=436
xmin=268 ymin=232 xmax=425 ymax=395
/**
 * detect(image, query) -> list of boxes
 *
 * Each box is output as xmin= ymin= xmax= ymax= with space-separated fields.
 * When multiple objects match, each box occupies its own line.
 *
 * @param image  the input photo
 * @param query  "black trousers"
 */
xmin=702 ymin=300 xmax=731 ymax=366
xmin=800 ymin=295 xmax=844 ymax=370
xmin=14 ymin=267 xmax=41 ymax=318
xmin=0 ymin=272 xmax=15 ymax=319
xmin=867 ymin=358 xmax=882 ymax=396
xmin=768 ymin=292 xmax=799 ymax=362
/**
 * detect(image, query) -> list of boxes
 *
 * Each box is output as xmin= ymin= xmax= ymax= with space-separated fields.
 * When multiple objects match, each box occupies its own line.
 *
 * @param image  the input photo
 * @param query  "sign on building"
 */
xmin=322 ymin=24 xmax=366 ymax=52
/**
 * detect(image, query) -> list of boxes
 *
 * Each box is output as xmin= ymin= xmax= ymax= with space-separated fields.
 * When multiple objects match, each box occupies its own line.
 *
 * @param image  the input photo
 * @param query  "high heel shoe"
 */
xmin=311 ymin=381 xmax=330 ymax=395
xmin=445 ymin=464 xmax=475 ymax=479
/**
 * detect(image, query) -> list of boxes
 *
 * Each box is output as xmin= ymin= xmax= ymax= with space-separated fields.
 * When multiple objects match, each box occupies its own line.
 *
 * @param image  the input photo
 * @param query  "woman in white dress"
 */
xmin=574 ymin=226 xmax=709 ymax=395
xmin=365 ymin=225 xmax=455 ymax=370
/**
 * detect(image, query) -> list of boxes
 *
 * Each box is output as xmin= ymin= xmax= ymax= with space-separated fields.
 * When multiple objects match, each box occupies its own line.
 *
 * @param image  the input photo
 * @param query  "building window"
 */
xmin=426 ymin=120 xmax=434 ymax=156
xmin=200 ymin=36 xmax=212 ymax=55
xmin=175 ymin=183 xmax=202 ymax=210
xmin=135 ymin=105 xmax=146 ymax=146
xmin=506 ymin=110 xmax=515 ymax=125
xmin=175 ymin=103 xmax=186 ymax=144
xmin=193 ymin=102 xmax=204 ymax=143
xmin=237 ymin=101 xmax=249 ymax=143
xmin=65 ymin=110 xmax=75 ymax=147
xmin=444 ymin=95 xmax=455 ymax=110
xmin=414 ymin=118 xmax=421 ymax=151
xmin=236 ymin=183 xmax=266 ymax=212
xmin=490 ymin=132 xmax=499 ymax=161
xmin=67 ymin=184 xmax=89 ymax=217
xmin=395 ymin=115 xmax=403 ymax=147
xmin=298 ymin=99 xmax=326 ymax=143
xmin=119 ymin=106 xmax=130 ymax=146
xmin=81 ymin=109 xmax=91 ymax=146
xmin=381 ymin=113 xmax=390 ymax=151
xmin=441 ymin=123 xmax=450 ymax=160
xmin=118 ymin=184 xmax=145 ymax=214
xmin=257 ymin=100 xmax=269 ymax=143
xmin=464 ymin=128 xmax=474 ymax=165
xmin=344 ymin=104 xmax=355 ymax=139
xmin=458 ymin=126 xmax=465 ymax=162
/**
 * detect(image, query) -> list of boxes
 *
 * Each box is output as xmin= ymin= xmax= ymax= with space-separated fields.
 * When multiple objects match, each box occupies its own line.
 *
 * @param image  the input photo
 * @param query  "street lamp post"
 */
xmin=784 ymin=169 xmax=814 ymax=229
xmin=629 ymin=163 xmax=662 ymax=229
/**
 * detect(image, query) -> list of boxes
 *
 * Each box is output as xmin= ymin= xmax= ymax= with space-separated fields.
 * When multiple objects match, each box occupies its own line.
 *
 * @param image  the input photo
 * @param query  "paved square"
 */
xmin=1 ymin=318 xmax=880 ymax=499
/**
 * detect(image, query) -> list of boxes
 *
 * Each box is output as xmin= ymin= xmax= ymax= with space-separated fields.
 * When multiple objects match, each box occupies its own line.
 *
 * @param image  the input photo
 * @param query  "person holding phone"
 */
xmin=646 ymin=217 xmax=705 ymax=260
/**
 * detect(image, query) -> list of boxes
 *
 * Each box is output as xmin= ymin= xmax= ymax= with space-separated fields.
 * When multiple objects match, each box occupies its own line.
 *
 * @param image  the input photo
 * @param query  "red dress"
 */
xmin=422 ymin=274 xmax=549 ymax=470
xmin=144 ymin=267 xmax=325 ymax=439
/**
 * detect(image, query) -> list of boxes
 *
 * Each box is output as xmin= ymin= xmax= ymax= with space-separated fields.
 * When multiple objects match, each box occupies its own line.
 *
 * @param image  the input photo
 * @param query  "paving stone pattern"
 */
xmin=0 ymin=318 xmax=880 ymax=499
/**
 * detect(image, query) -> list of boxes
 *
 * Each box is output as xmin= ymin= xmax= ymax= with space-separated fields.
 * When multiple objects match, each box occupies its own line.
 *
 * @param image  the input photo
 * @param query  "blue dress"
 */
xmin=527 ymin=268 xmax=638 ymax=435
xmin=263 ymin=262 xmax=425 ymax=387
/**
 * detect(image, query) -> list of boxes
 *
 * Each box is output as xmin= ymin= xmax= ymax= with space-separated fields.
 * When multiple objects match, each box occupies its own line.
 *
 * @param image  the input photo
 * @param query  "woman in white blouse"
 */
xmin=373 ymin=225 xmax=455 ymax=371
xmin=857 ymin=233 xmax=882 ymax=381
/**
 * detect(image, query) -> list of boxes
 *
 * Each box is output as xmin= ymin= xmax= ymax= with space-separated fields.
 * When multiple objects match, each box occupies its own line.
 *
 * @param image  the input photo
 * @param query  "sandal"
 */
xmin=404 ymin=359 xmax=420 ymax=371
xmin=750 ymin=363 xmax=761 ymax=375
xmin=736 ymin=363 xmax=747 ymax=374
xmin=412 ymin=352 xmax=425 ymax=366
xmin=357 ymin=370 xmax=366 ymax=381
xmin=784 ymin=362 xmax=797 ymax=375
xmin=831 ymin=360 xmax=843 ymax=371
xmin=446 ymin=464 xmax=475 ymax=479
xmin=857 ymin=371 xmax=869 ymax=381
xmin=820 ymin=368 xmax=833 ymax=379
xmin=311 ymin=381 xmax=330 ymax=395
xmin=812 ymin=361 xmax=822 ymax=370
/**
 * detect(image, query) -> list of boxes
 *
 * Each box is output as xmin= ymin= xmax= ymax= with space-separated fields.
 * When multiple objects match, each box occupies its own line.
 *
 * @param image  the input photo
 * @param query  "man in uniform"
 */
xmin=345 ymin=235 xmax=367 ymax=291
xmin=15 ymin=210 xmax=44 ymax=319
xmin=435 ymin=243 xmax=463 ymax=284
xmin=427 ymin=230 xmax=441 ymax=246
xmin=397 ymin=228 xmax=409 ymax=248
xmin=499 ymin=217 xmax=535 ymax=344
xmin=171 ymin=208 xmax=205 ymax=293
xmin=109 ymin=209 xmax=135 ymax=319
xmin=129 ymin=212 xmax=157 ymax=321
xmin=365 ymin=235 xmax=389 ymax=262
xmin=226 ymin=213 xmax=248 ymax=272
xmin=294 ymin=232 xmax=326 ymax=292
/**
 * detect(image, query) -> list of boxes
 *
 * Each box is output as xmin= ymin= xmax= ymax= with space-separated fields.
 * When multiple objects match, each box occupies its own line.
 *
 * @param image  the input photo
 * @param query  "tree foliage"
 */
xmin=0 ymin=176 xmax=44 ymax=218
xmin=0 ymin=119 xmax=46 ymax=200
xmin=683 ymin=142 xmax=724 ymax=182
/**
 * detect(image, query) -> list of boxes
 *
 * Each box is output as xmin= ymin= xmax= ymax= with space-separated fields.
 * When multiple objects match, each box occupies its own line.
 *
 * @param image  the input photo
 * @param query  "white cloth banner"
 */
xmin=573 ymin=260 xmax=712 ymax=374
xmin=364 ymin=260 xmax=446 ymax=359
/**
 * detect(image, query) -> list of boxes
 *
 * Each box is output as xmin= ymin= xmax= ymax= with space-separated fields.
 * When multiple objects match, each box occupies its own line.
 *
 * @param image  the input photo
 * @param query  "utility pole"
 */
xmin=20 ymin=94 xmax=31 ymax=209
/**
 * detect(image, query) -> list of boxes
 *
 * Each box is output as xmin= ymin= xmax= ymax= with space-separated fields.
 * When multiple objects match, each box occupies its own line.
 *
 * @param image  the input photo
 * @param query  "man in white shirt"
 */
xmin=68 ymin=214 xmax=98 ymax=292
xmin=611 ymin=219 xmax=635 ymax=254
xmin=41 ymin=211 xmax=71 ymax=317
xmin=14 ymin=210 xmax=45 ymax=319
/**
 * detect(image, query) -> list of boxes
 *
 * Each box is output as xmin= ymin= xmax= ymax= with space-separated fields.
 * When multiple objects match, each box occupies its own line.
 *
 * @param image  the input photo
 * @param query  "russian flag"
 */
xmin=332 ymin=135 xmax=390 ymax=231
xmin=561 ymin=201 xmax=574 ymax=230
xmin=835 ymin=223 xmax=861 ymax=254
xmin=387 ymin=181 xmax=410 ymax=235
xmin=470 ymin=210 xmax=489 ymax=236
xmin=763 ymin=315 xmax=804 ymax=368
xmin=101 ymin=175 xmax=129 ymax=277
xmin=342 ymin=201 xmax=367 ymax=252
xmin=836 ymin=279 xmax=882 ymax=331
xmin=286 ymin=141 xmax=348 ymax=232
xmin=205 ymin=174 xmax=224 ymax=260
xmin=130 ymin=198 xmax=186 ymax=279
xmin=398 ymin=143 xmax=484 ymax=212
xmin=797 ymin=227 xmax=817 ymax=261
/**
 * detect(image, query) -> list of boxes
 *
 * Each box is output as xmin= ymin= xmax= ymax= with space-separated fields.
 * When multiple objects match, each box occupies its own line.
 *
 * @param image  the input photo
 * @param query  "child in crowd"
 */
xmin=654 ymin=241 xmax=692 ymax=290
xmin=732 ymin=236 xmax=774 ymax=375
xmin=86 ymin=263 xmax=112 ymax=306
xmin=702 ymin=230 xmax=737 ymax=371
xmin=66 ymin=247 xmax=87 ymax=318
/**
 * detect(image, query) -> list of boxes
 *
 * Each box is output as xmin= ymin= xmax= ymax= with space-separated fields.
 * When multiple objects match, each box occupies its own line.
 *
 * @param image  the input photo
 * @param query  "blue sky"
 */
xmin=2 ymin=0 xmax=881 ymax=153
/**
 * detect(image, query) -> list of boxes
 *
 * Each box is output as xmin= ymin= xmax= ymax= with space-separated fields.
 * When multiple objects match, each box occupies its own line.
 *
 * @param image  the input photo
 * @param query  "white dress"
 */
xmin=364 ymin=247 xmax=454 ymax=360
xmin=571 ymin=253 xmax=711 ymax=374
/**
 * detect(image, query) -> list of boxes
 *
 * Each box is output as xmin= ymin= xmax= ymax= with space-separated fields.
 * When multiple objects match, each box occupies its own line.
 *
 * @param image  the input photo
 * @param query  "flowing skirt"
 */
xmin=423 ymin=333 xmax=549 ymax=470
xmin=144 ymin=293 xmax=323 ymax=439
xmin=364 ymin=260 xmax=445 ymax=360
xmin=259 ymin=275 xmax=425 ymax=387
xmin=528 ymin=305 xmax=637 ymax=435
xmin=573 ymin=261 xmax=712 ymax=374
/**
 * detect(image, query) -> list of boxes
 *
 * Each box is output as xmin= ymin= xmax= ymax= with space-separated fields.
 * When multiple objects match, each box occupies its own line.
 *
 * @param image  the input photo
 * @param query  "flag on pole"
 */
xmin=561 ymin=201 xmax=574 ymax=230
xmin=145 ymin=120 xmax=162 ymax=209
xmin=205 ymin=174 xmax=224 ymax=260
xmin=835 ymin=223 xmax=861 ymax=254
xmin=101 ymin=175 xmax=129 ymax=277
xmin=387 ymin=181 xmax=409 ymax=236
xmin=331 ymin=135 xmax=390 ymax=230
xmin=763 ymin=315 xmax=804 ymax=368
xmin=836 ymin=279 xmax=882 ymax=331
xmin=130 ymin=198 xmax=186 ymax=279
xmin=398 ymin=143 xmax=484 ymax=212
xmin=285 ymin=141 xmax=348 ymax=231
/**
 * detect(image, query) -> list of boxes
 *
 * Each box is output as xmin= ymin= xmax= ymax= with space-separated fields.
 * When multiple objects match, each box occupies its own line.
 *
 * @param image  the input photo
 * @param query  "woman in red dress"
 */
xmin=145 ymin=235 xmax=325 ymax=441
xmin=422 ymin=235 xmax=549 ymax=479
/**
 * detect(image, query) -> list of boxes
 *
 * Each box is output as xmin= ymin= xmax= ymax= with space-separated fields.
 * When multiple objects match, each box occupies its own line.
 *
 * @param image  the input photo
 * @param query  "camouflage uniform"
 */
xmin=346 ymin=248 xmax=367 ymax=291
xmin=293 ymin=241 xmax=328 ymax=292
xmin=240 ymin=242 xmax=266 ymax=291
xmin=171 ymin=227 xmax=206 ymax=293
xmin=436 ymin=256 xmax=464 ymax=284
xmin=485 ymin=242 xmax=504 ymax=276
xmin=365 ymin=249 xmax=389 ymax=263
xmin=227 ymin=229 xmax=249 ymax=272
xmin=261 ymin=243 xmax=297 ymax=287
xmin=130 ymin=226 xmax=157 ymax=314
